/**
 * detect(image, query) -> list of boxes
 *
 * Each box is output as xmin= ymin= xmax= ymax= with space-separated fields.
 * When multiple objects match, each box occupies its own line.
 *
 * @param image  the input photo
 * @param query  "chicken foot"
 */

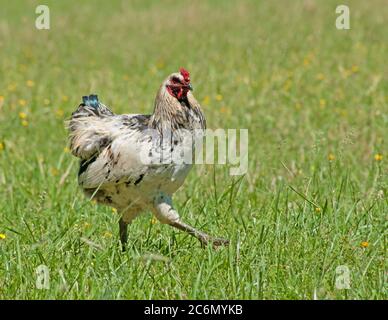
xmin=153 ymin=194 xmax=229 ymax=248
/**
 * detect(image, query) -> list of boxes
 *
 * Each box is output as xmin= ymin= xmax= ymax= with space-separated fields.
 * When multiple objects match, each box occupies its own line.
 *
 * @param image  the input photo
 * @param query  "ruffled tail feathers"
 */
xmin=67 ymin=116 xmax=115 ymax=159
xmin=66 ymin=95 xmax=115 ymax=159
xmin=71 ymin=95 xmax=114 ymax=119
xmin=82 ymin=94 xmax=100 ymax=109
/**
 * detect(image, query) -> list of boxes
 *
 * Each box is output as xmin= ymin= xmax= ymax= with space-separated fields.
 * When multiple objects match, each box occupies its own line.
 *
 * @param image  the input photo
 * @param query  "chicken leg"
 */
xmin=119 ymin=218 xmax=128 ymax=252
xmin=170 ymin=220 xmax=229 ymax=248
xmin=153 ymin=194 xmax=229 ymax=248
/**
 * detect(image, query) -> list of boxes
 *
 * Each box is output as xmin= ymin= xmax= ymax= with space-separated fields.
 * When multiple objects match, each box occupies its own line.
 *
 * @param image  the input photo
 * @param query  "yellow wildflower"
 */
xmin=315 ymin=207 xmax=321 ymax=213
xmin=62 ymin=95 xmax=69 ymax=102
xmin=303 ymin=53 xmax=314 ymax=67
xmin=7 ymin=83 xmax=16 ymax=91
xmin=0 ymin=95 xmax=4 ymax=102
xmin=50 ymin=167 xmax=59 ymax=176
xmin=202 ymin=95 xmax=210 ymax=106
xmin=215 ymin=94 xmax=223 ymax=102
xmin=21 ymin=120 xmax=29 ymax=127
xmin=220 ymin=106 xmax=231 ymax=115
xmin=26 ymin=80 xmax=35 ymax=87
xmin=374 ymin=154 xmax=383 ymax=161
xmin=83 ymin=222 xmax=91 ymax=229
xmin=283 ymin=80 xmax=292 ymax=91
xmin=151 ymin=217 xmax=158 ymax=225
xmin=111 ymin=208 xmax=117 ymax=213
xmin=156 ymin=60 xmax=165 ymax=69
xmin=55 ymin=108 xmax=64 ymax=117
xmin=18 ymin=112 xmax=27 ymax=119
xmin=360 ymin=241 xmax=369 ymax=248
xmin=319 ymin=99 xmax=326 ymax=108
xmin=0 ymin=233 xmax=6 ymax=240
xmin=316 ymin=73 xmax=325 ymax=81
xmin=18 ymin=99 xmax=27 ymax=106
xmin=351 ymin=65 xmax=359 ymax=73
xmin=328 ymin=153 xmax=335 ymax=161
xmin=63 ymin=147 xmax=70 ymax=153
xmin=103 ymin=231 xmax=113 ymax=238
xmin=0 ymin=142 xmax=4 ymax=151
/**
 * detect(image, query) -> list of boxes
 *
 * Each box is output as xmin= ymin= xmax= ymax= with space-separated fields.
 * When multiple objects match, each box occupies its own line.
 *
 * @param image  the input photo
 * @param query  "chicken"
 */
xmin=68 ymin=68 xmax=229 ymax=250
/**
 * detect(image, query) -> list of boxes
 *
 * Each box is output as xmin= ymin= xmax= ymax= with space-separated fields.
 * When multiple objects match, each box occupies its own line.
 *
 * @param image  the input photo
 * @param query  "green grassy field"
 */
xmin=0 ymin=0 xmax=387 ymax=299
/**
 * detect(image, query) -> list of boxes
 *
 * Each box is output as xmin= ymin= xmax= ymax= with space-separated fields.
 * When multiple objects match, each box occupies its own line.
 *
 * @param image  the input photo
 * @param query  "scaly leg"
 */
xmin=170 ymin=220 xmax=229 ymax=248
xmin=117 ymin=206 xmax=142 ymax=252
xmin=119 ymin=217 xmax=128 ymax=252
xmin=153 ymin=194 xmax=229 ymax=248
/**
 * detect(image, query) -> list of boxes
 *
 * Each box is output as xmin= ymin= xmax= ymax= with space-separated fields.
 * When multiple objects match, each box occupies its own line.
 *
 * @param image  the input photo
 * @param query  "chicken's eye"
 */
xmin=171 ymin=77 xmax=181 ymax=84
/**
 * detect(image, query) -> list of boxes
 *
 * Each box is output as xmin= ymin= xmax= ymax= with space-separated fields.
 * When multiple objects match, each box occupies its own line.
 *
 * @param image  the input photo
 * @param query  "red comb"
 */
xmin=180 ymin=67 xmax=190 ymax=81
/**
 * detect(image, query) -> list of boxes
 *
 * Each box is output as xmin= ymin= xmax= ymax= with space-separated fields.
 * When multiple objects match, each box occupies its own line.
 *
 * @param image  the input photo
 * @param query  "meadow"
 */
xmin=0 ymin=0 xmax=387 ymax=299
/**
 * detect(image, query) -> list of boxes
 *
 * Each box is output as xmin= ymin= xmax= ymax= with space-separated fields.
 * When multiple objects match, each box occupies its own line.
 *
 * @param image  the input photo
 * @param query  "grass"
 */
xmin=0 ymin=0 xmax=387 ymax=299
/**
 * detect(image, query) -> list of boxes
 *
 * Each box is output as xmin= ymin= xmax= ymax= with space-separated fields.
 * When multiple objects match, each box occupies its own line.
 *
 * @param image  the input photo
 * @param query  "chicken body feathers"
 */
xmin=68 ymin=94 xmax=203 ymax=219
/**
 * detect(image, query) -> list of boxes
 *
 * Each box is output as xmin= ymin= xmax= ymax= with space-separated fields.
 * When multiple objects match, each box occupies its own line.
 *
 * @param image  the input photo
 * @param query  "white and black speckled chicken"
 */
xmin=68 ymin=68 xmax=229 ymax=250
